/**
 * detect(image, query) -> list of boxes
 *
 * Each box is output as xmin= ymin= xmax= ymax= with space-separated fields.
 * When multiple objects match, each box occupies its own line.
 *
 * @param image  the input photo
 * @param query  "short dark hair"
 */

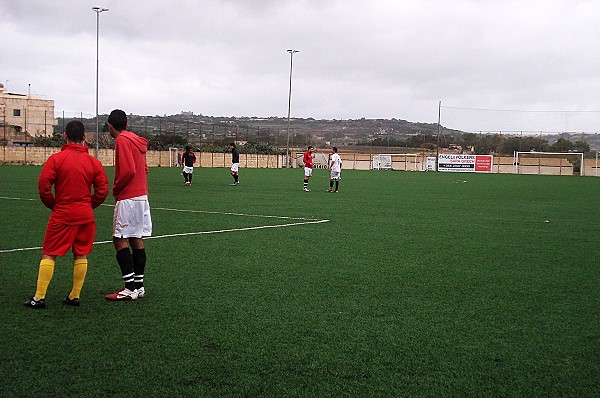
xmin=308 ymin=145 xmax=314 ymax=150
xmin=229 ymin=143 xmax=235 ymax=147
xmin=65 ymin=120 xmax=85 ymax=143
xmin=185 ymin=145 xmax=191 ymax=151
xmin=108 ymin=109 xmax=127 ymax=131
xmin=332 ymin=146 xmax=338 ymax=152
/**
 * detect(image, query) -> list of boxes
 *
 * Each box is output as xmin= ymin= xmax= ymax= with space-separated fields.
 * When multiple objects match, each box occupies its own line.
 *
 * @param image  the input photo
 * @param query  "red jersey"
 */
xmin=113 ymin=130 xmax=149 ymax=201
xmin=303 ymin=151 xmax=313 ymax=168
xmin=38 ymin=143 xmax=108 ymax=225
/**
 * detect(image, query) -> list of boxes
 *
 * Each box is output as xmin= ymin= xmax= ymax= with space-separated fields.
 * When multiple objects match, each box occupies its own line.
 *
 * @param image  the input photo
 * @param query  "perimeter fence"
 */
xmin=4 ymin=146 xmax=600 ymax=176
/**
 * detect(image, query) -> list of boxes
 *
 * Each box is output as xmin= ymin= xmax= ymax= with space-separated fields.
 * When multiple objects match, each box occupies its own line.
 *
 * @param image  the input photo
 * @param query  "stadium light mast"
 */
xmin=436 ymin=100 xmax=441 ymax=171
xmin=93 ymin=6 xmax=109 ymax=159
xmin=286 ymin=49 xmax=299 ymax=168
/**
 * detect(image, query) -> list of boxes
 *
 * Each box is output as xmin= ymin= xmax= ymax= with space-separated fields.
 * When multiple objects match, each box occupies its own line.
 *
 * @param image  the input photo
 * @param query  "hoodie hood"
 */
xmin=119 ymin=130 xmax=148 ymax=154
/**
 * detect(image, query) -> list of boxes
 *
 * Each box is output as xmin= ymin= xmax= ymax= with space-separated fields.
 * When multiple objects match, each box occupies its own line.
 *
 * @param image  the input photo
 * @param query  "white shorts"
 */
xmin=113 ymin=195 xmax=152 ymax=239
xmin=231 ymin=163 xmax=239 ymax=173
xmin=183 ymin=166 xmax=193 ymax=174
xmin=304 ymin=167 xmax=313 ymax=177
xmin=330 ymin=171 xmax=341 ymax=180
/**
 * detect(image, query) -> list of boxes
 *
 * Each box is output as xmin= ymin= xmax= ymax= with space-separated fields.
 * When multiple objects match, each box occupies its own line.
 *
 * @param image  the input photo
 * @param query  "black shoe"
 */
xmin=24 ymin=296 xmax=46 ymax=309
xmin=63 ymin=296 xmax=80 ymax=307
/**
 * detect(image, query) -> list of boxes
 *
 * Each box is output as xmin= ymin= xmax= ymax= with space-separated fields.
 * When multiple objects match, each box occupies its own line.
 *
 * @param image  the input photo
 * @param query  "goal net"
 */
xmin=373 ymin=155 xmax=392 ymax=170
xmin=373 ymin=154 xmax=420 ymax=171
xmin=169 ymin=147 xmax=183 ymax=167
xmin=514 ymin=151 xmax=584 ymax=176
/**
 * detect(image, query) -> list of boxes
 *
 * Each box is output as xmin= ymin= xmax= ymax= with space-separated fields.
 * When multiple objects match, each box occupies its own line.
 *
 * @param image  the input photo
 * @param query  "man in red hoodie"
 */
xmin=25 ymin=120 xmax=108 ymax=308
xmin=105 ymin=109 xmax=153 ymax=301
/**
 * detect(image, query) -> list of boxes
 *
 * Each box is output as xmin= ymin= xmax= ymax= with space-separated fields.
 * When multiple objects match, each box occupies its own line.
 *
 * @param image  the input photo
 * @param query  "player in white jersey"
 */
xmin=327 ymin=147 xmax=342 ymax=193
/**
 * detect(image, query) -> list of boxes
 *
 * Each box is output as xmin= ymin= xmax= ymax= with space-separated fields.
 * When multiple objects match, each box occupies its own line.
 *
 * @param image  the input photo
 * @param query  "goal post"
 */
xmin=169 ymin=147 xmax=183 ymax=167
xmin=372 ymin=154 xmax=420 ymax=171
xmin=513 ymin=151 xmax=584 ymax=176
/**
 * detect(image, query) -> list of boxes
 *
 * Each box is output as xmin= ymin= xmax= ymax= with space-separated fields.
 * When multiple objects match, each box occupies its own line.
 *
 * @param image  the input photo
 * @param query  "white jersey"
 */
xmin=330 ymin=153 xmax=342 ymax=172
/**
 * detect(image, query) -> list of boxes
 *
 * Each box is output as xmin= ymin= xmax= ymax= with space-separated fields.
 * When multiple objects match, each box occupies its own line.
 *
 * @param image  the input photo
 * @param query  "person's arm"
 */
xmin=91 ymin=161 xmax=109 ymax=209
xmin=37 ymin=159 xmax=56 ymax=209
xmin=112 ymin=141 xmax=136 ymax=197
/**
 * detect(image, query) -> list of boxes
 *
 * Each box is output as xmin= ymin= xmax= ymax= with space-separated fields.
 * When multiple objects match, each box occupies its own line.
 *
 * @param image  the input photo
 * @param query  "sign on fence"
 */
xmin=438 ymin=154 xmax=493 ymax=173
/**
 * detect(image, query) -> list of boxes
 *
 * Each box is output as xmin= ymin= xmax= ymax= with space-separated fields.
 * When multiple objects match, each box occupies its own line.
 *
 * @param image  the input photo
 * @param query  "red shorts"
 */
xmin=42 ymin=220 xmax=96 ymax=256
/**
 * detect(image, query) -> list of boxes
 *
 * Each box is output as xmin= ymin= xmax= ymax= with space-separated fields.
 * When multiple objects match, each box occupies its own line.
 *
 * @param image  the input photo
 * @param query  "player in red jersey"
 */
xmin=302 ymin=146 xmax=315 ymax=192
xmin=25 ymin=120 xmax=108 ymax=308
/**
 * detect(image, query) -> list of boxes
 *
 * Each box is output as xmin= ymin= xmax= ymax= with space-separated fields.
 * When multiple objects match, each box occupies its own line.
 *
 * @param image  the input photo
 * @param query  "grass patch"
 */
xmin=1 ymin=165 xmax=599 ymax=397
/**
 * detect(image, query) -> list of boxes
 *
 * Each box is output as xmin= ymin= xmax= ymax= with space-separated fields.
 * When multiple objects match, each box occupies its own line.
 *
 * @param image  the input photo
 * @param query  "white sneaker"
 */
xmin=105 ymin=288 xmax=139 ymax=301
xmin=137 ymin=287 xmax=145 ymax=298
xmin=303 ymin=188 xmax=310 ymax=192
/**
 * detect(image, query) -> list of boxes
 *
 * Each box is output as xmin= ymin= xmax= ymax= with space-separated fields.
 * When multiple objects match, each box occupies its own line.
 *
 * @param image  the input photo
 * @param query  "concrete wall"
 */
xmin=0 ymin=146 xmax=286 ymax=168
xmin=2 ymin=146 xmax=599 ymax=176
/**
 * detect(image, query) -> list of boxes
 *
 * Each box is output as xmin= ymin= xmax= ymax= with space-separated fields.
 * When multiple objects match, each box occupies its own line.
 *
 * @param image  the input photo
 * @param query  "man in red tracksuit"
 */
xmin=105 ymin=109 xmax=153 ymax=301
xmin=25 ymin=120 xmax=108 ymax=308
xmin=302 ymin=145 xmax=315 ymax=192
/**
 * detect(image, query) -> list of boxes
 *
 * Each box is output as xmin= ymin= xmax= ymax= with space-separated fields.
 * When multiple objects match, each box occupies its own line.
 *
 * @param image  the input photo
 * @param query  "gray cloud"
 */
xmin=2 ymin=0 xmax=600 ymax=131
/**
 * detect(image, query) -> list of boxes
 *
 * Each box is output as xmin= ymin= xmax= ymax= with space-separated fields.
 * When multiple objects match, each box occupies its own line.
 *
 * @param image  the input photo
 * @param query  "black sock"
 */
xmin=234 ymin=174 xmax=238 ymax=182
xmin=188 ymin=174 xmax=193 ymax=183
xmin=335 ymin=180 xmax=339 ymax=190
xmin=132 ymin=248 xmax=146 ymax=290
xmin=116 ymin=248 xmax=136 ymax=291
xmin=330 ymin=180 xmax=334 ymax=188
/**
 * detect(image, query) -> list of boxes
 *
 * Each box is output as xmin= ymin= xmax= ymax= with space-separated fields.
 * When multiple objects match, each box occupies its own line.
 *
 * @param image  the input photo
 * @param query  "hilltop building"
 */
xmin=0 ymin=83 xmax=57 ymax=145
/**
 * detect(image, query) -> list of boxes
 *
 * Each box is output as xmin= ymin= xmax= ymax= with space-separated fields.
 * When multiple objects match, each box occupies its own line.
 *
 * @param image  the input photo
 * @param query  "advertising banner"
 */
xmin=438 ymin=154 xmax=493 ymax=173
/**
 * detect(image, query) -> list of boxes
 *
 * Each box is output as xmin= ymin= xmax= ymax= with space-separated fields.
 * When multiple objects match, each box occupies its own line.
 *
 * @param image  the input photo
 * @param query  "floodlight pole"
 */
xmin=93 ymin=6 xmax=109 ymax=159
xmin=436 ymin=100 xmax=441 ymax=171
xmin=285 ymin=49 xmax=299 ymax=168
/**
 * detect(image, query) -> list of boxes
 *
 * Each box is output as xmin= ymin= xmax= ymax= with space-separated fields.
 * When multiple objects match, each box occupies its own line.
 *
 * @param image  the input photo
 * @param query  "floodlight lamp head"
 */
xmin=92 ymin=6 xmax=109 ymax=12
xmin=287 ymin=49 xmax=299 ymax=54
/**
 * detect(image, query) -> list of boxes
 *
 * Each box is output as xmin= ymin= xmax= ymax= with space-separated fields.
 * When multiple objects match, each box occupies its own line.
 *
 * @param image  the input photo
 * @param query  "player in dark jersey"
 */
xmin=181 ymin=145 xmax=196 ymax=186
xmin=229 ymin=143 xmax=240 ymax=186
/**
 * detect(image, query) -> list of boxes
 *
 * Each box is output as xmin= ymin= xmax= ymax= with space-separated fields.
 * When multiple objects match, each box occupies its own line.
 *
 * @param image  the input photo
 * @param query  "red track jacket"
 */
xmin=38 ymin=143 xmax=108 ymax=224
xmin=113 ymin=130 xmax=149 ymax=201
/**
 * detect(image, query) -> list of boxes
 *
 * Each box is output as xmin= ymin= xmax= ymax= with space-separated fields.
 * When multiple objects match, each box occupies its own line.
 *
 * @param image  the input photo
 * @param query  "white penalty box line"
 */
xmin=0 ymin=197 xmax=330 ymax=253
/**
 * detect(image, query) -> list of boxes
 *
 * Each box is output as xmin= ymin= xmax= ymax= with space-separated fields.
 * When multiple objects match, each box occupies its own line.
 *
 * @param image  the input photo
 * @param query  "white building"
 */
xmin=0 ymin=83 xmax=57 ymax=144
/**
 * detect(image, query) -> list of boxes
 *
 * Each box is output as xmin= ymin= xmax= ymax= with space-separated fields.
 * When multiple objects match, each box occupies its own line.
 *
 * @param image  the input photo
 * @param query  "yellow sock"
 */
xmin=69 ymin=259 xmax=88 ymax=300
xmin=35 ymin=259 xmax=55 ymax=300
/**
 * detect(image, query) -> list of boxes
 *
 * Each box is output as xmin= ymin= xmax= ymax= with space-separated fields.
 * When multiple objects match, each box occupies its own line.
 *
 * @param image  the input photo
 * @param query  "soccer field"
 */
xmin=1 ymin=165 xmax=599 ymax=397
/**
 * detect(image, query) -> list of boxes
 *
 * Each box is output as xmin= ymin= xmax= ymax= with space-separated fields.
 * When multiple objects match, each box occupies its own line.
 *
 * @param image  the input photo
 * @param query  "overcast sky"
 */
xmin=2 ymin=0 xmax=600 ymax=132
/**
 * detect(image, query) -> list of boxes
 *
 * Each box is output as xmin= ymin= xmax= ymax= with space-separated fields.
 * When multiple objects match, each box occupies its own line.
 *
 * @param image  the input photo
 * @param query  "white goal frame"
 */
xmin=513 ymin=151 xmax=584 ymax=176
xmin=169 ymin=147 xmax=183 ymax=167
xmin=373 ymin=154 xmax=420 ymax=171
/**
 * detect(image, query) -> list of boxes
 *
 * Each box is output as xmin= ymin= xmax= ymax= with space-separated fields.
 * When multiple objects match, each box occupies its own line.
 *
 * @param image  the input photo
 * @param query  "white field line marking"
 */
xmin=0 ymin=197 xmax=319 ymax=221
xmin=0 ymin=196 xmax=329 ymax=253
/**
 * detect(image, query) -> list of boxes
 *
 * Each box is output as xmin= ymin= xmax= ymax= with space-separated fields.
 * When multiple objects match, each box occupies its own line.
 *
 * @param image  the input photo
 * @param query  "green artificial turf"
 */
xmin=1 ymin=165 xmax=599 ymax=397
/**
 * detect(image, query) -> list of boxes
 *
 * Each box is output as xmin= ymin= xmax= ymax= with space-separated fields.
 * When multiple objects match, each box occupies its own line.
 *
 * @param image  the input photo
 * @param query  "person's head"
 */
xmin=308 ymin=145 xmax=314 ymax=153
xmin=229 ymin=143 xmax=235 ymax=149
xmin=332 ymin=146 xmax=338 ymax=153
xmin=185 ymin=145 xmax=191 ymax=151
xmin=64 ymin=120 xmax=86 ymax=143
xmin=107 ymin=109 xmax=127 ymax=137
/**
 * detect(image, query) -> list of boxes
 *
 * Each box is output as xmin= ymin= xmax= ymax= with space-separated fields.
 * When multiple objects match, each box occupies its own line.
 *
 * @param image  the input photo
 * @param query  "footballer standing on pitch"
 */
xmin=302 ymin=145 xmax=314 ymax=192
xmin=229 ymin=142 xmax=240 ymax=186
xmin=25 ymin=120 xmax=108 ymax=308
xmin=105 ymin=109 xmax=152 ymax=301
